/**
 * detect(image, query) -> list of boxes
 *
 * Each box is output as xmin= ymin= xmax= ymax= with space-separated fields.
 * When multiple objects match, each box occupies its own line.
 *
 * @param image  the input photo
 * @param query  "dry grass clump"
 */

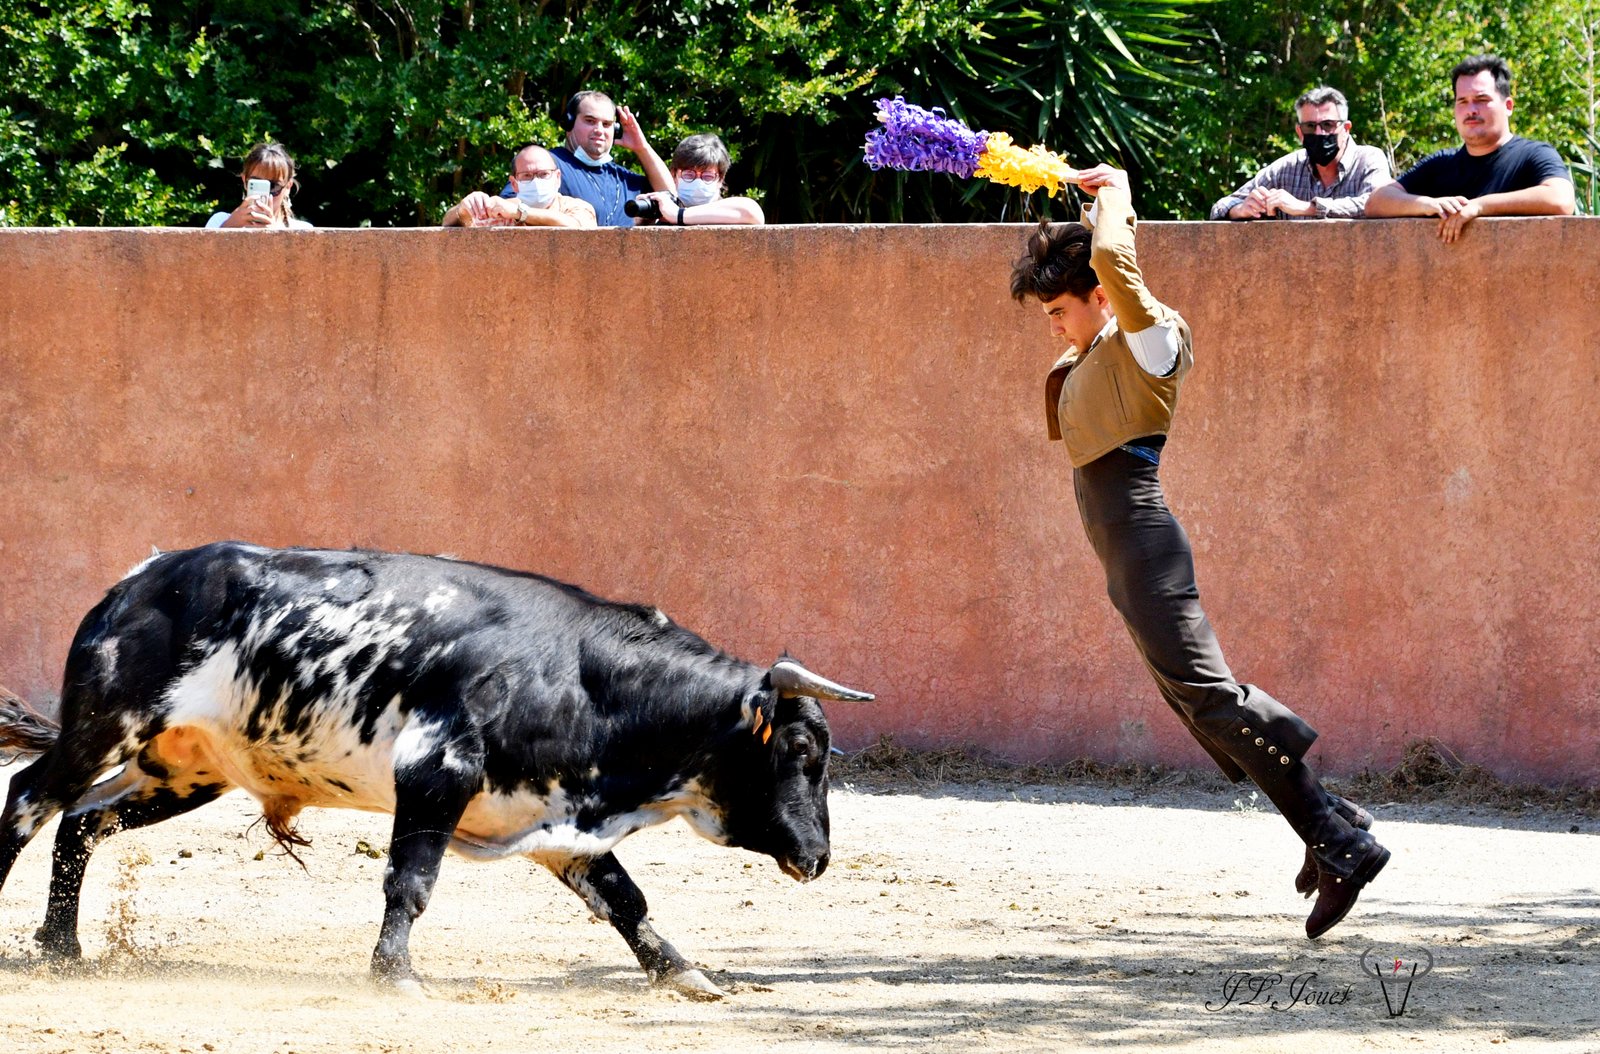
xmin=1342 ymin=738 xmax=1600 ymax=815
xmin=837 ymin=734 xmax=1204 ymax=792
xmin=840 ymin=734 xmax=1599 ymax=816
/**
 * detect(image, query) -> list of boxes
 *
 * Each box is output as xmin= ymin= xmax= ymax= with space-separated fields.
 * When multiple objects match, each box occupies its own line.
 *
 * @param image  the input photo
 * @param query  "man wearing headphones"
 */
xmin=534 ymin=89 xmax=674 ymax=227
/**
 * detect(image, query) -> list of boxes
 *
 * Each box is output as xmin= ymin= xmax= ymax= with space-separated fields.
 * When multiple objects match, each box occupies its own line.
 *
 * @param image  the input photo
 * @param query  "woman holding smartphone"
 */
xmin=206 ymin=143 xmax=312 ymax=229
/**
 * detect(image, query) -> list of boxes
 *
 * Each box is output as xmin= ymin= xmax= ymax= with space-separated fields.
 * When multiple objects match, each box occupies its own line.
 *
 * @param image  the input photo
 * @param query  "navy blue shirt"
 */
xmin=1397 ymin=136 xmax=1570 ymax=199
xmin=501 ymin=146 xmax=649 ymax=227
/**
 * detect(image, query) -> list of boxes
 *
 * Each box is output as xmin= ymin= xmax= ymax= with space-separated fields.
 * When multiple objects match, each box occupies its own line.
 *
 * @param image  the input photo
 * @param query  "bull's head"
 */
xmin=714 ymin=659 xmax=872 ymax=883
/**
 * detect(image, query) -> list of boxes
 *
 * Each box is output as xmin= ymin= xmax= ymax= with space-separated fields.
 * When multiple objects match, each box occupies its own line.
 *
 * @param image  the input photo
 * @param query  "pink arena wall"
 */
xmin=1 ymin=220 xmax=1596 ymax=785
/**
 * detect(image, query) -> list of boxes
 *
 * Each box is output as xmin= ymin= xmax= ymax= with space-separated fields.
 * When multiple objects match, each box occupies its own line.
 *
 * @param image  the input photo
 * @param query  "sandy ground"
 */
xmin=0 ymin=769 xmax=1595 ymax=1054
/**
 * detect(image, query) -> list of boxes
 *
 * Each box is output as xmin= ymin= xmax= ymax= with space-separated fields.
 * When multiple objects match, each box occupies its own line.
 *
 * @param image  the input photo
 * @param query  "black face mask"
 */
xmin=1303 ymin=132 xmax=1340 ymax=167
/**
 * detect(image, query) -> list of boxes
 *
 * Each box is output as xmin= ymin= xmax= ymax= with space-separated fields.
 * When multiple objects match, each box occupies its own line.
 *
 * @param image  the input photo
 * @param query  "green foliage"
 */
xmin=2 ymin=0 xmax=1594 ymax=224
xmin=1 ymin=0 xmax=1212 ymax=224
xmin=1153 ymin=0 xmax=1600 ymax=217
xmin=0 ymin=0 xmax=221 ymax=224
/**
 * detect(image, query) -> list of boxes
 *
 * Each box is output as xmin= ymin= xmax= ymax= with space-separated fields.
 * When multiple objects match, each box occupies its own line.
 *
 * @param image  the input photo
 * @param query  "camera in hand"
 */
xmin=623 ymin=196 xmax=661 ymax=221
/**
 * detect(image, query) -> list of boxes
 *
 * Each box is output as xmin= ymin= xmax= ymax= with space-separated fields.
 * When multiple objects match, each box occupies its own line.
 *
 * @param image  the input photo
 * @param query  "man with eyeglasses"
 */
xmin=1209 ymin=87 xmax=1391 ymax=220
xmin=445 ymin=145 xmax=596 ymax=228
xmin=1365 ymin=55 xmax=1574 ymax=243
xmin=630 ymin=134 xmax=765 ymax=226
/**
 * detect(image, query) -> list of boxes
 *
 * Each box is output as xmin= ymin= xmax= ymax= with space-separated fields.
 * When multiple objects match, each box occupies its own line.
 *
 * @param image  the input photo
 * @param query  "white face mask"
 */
xmin=676 ymin=176 xmax=719 ymax=207
xmin=516 ymin=176 xmax=560 ymax=209
xmin=572 ymin=144 xmax=612 ymax=167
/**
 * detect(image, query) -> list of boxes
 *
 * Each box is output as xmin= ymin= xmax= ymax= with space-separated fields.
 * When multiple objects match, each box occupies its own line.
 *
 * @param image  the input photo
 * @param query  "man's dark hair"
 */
xmin=1010 ymin=221 xmax=1098 ymax=303
xmin=1451 ymin=54 xmax=1511 ymax=99
xmin=564 ymin=89 xmax=617 ymax=127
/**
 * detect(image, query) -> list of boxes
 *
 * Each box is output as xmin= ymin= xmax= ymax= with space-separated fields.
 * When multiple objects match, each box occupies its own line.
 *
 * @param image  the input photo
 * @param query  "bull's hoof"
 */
xmin=660 ymin=967 xmax=725 ymax=1001
xmin=371 ymin=956 xmax=431 ymax=999
xmin=390 ymin=976 xmax=431 ymax=1000
xmin=370 ymin=971 xmax=432 ymax=999
xmin=33 ymin=927 xmax=83 ymax=961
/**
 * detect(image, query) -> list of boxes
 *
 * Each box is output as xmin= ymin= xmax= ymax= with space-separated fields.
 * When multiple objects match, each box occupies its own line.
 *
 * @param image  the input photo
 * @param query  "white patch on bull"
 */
xmin=676 ymin=782 xmax=730 ymax=846
xmin=9 ymin=801 xmax=44 ymax=839
xmin=165 ymin=642 xmax=255 ymax=724
xmin=96 ymin=637 xmax=119 ymax=680
xmin=447 ymin=778 xmax=724 ymax=862
xmin=324 ymin=577 xmax=341 ymax=590
xmin=115 ymin=709 xmax=146 ymax=748
xmin=441 ymin=743 xmax=476 ymax=774
xmin=420 ymin=642 xmax=457 ymax=664
xmin=392 ymin=719 xmax=442 ymax=771
xmin=422 ymin=586 xmax=458 ymax=615
xmin=240 ymin=604 xmax=297 ymax=657
xmin=158 ymin=641 xmax=409 ymax=815
xmin=262 ymin=596 xmax=420 ymax=714
xmin=649 ymin=608 xmax=669 ymax=627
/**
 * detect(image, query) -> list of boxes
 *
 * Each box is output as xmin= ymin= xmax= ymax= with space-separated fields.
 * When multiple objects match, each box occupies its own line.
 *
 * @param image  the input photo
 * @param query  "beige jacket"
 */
xmin=1044 ymin=185 xmax=1193 ymax=466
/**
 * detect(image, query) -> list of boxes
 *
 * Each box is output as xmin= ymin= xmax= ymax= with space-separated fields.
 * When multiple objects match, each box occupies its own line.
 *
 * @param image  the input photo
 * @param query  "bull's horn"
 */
xmin=769 ymin=660 xmax=874 ymax=702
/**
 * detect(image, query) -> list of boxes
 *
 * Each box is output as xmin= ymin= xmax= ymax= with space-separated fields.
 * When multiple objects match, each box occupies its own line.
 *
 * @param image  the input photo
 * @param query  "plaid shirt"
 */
xmin=1208 ymin=143 xmax=1392 ymax=220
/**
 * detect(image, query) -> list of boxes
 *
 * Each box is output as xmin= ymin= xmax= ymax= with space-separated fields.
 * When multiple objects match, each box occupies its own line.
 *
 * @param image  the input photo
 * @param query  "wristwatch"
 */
xmin=516 ymin=202 xmax=532 ymax=225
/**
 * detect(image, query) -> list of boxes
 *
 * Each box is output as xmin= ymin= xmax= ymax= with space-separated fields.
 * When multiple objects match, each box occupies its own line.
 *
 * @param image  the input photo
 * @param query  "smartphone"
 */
xmin=245 ymin=178 xmax=272 ymax=200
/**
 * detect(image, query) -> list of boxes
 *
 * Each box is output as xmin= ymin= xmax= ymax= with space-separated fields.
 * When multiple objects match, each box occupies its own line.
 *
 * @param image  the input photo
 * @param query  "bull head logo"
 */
xmin=1359 ymin=946 xmax=1434 ymax=1017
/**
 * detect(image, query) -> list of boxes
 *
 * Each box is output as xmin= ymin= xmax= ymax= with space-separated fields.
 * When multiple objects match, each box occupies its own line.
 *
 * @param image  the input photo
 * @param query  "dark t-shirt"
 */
xmin=500 ymin=146 xmax=649 ymax=227
xmin=1397 ymin=136 xmax=1570 ymax=199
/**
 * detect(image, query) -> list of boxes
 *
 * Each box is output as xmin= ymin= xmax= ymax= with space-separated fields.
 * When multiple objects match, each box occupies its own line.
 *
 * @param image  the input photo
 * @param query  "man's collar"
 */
xmin=1088 ymin=317 xmax=1116 ymax=353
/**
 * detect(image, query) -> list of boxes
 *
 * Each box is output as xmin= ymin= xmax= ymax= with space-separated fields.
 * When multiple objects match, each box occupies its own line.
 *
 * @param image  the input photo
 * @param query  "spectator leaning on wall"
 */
xmin=1209 ymin=87 xmax=1392 ymax=220
xmin=1365 ymin=54 xmax=1575 ymax=242
xmin=628 ymin=134 xmax=766 ymax=226
xmin=445 ymin=145 xmax=596 ymax=228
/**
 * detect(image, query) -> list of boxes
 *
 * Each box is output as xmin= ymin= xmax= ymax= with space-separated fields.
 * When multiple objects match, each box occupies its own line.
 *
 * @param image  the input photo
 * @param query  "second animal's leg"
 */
xmin=548 ymin=852 xmax=724 ymax=1000
xmin=1 ymin=731 xmax=134 ymax=900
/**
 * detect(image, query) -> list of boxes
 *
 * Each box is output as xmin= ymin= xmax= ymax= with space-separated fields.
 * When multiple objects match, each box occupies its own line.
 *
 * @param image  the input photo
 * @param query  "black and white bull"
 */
xmin=0 ymin=542 xmax=872 ymax=998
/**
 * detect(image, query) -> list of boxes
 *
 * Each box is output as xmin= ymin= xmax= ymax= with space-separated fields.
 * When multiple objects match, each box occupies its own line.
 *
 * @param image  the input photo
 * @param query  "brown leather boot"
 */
xmin=1295 ymin=794 xmax=1373 ymax=896
xmin=1305 ymin=829 xmax=1389 ymax=939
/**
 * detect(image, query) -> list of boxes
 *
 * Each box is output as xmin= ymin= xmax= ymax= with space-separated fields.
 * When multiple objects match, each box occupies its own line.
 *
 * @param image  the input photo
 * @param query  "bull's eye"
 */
xmin=789 ymin=733 xmax=820 ymax=771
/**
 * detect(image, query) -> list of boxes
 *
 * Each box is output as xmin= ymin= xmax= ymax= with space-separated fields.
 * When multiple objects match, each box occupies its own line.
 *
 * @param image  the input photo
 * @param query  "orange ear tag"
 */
xmin=761 ymin=724 xmax=773 ymax=744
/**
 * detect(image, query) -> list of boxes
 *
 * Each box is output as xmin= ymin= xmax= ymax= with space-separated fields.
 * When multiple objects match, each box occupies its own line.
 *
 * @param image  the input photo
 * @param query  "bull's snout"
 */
xmin=779 ymin=849 xmax=828 ymax=883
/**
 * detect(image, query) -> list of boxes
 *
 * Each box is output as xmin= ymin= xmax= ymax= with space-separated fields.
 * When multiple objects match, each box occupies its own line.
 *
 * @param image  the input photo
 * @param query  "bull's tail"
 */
xmin=0 ymin=684 xmax=60 ymax=764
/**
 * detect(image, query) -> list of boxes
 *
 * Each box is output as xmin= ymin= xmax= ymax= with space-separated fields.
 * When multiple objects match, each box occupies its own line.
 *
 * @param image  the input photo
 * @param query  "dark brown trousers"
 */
xmin=1072 ymin=447 xmax=1318 ymax=785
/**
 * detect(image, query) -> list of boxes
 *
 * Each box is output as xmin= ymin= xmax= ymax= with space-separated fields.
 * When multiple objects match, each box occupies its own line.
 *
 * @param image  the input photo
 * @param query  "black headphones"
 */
xmin=559 ymin=92 xmax=582 ymax=132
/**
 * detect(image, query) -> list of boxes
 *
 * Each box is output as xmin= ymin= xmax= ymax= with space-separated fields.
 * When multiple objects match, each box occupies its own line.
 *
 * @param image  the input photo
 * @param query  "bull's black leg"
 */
xmin=549 ymin=853 xmax=724 ymax=1000
xmin=370 ymin=717 xmax=483 ymax=991
xmin=35 ymin=773 xmax=231 ymax=959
